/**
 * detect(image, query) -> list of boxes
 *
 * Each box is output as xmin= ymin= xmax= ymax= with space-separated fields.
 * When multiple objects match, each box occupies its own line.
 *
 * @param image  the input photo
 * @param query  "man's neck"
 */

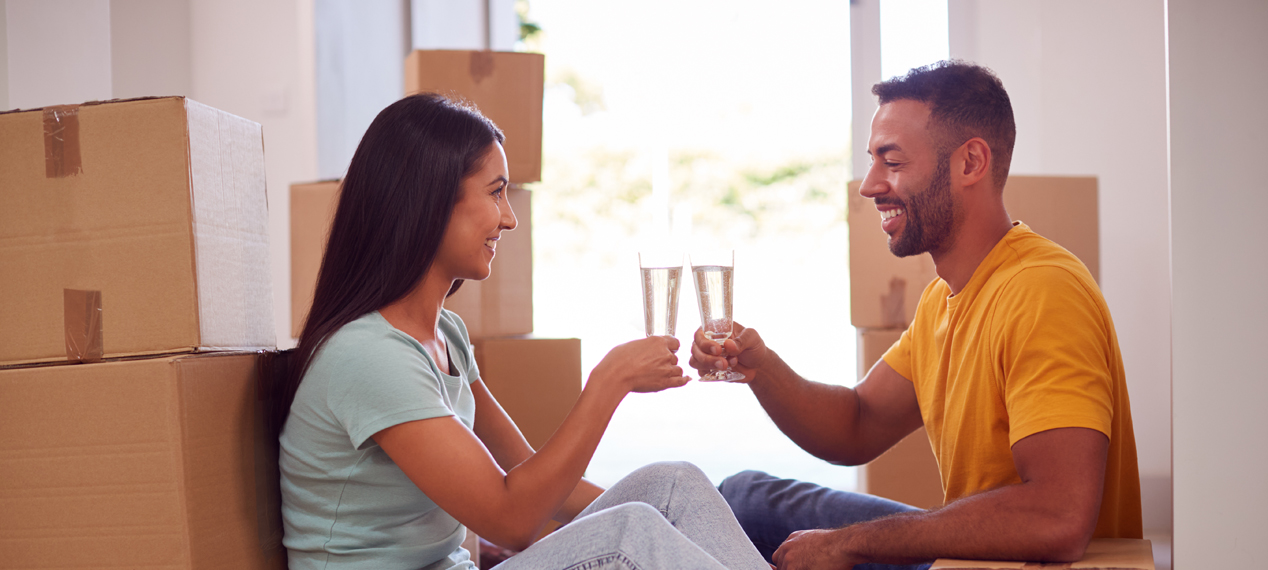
xmin=930 ymin=206 xmax=1014 ymax=295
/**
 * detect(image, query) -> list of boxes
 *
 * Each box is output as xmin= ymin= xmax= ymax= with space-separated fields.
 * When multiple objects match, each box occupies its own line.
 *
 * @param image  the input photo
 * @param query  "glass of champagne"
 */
xmin=639 ymin=252 xmax=683 ymax=337
xmin=691 ymin=250 xmax=745 ymax=382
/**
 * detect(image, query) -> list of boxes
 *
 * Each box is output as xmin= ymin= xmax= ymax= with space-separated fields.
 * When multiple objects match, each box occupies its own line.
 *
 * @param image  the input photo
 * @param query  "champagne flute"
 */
xmin=639 ymin=252 xmax=683 ymax=337
xmin=691 ymin=250 xmax=745 ymax=382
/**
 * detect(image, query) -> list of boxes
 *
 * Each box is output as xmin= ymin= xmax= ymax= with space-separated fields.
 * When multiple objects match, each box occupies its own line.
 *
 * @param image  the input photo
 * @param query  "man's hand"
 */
xmin=771 ymin=528 xmax=861 ymax=570
xmin=688 ymin=321 xmax=767 ymax=382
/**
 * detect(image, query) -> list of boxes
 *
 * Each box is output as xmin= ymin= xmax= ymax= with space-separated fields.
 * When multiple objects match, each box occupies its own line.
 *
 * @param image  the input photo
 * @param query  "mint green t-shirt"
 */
xmin=280 ymin=310 xmax=479 ymax=570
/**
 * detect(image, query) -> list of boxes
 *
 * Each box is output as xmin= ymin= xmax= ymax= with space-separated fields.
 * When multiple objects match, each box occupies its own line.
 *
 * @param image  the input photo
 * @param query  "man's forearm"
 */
xmin=834 ymin=481 xmax=1094 ymax=565
xmin=747 ymin=350 xmax=866 ymax=465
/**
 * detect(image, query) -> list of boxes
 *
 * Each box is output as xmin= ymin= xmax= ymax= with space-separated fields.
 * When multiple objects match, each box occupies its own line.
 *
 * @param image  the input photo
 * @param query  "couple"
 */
xmin=277 ymin=60 xmax=1141 ymax=570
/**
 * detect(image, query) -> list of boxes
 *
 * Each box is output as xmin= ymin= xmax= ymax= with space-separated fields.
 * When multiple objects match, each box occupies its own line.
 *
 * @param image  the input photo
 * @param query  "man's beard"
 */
xmin=886 ymin=156 xmax=955 ymax=258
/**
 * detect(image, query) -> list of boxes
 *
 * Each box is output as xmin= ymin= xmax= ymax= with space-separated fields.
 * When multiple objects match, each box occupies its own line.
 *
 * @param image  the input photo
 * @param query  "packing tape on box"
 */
xmin=43 ymin=105 xmax=83 ymax=178
xmin=63 ymin=289 xmax=103 ymax=362
xmin=880 ymin=277 xmax=908 ymax=328
xmin=469 ymin=51 xmax=495 ymax=83
xmin=253 ymin=351 xmax=285 ymax=558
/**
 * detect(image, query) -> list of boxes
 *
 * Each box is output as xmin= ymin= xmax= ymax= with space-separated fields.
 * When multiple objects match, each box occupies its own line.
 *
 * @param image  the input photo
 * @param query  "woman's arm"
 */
xmin=469 ymin=379 xmax=605 ymax=524
xmin=373 ymin=336 xmax=687 ymax=550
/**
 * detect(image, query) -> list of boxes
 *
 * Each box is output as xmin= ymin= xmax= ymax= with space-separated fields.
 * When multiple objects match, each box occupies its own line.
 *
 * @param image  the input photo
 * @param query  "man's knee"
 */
xmin=718 ymin=469 xmax=775 ymax=502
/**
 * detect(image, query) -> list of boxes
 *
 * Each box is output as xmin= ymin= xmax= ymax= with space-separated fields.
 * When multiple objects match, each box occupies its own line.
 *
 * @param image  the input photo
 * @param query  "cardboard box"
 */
xmin=0 ymin=351 xmax=286 ymax=569
xmin=848 ymin=176 xmax=1099 ymax=329
xmin=857 ymin=328 xmax=944 ymax=510
xmin=289 ymin=180 xmax=341 ymax=338
xmin=472 ymin=337 xmax=582 ymax=450
xmin=0 ymin=97 xmax=275 ymax=366
xmin=931 ymin=538 xmax=1154 ymax=569
xmin=289 ymin=181 xmax=532 ymax=340
xmin=405 ymin=50 xmax=545 ymax=184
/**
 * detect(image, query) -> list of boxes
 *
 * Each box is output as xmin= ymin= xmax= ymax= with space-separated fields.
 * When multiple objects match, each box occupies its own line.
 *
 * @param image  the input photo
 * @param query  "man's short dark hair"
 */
xmin=872 ymin=60 xmax=1016 ymax=189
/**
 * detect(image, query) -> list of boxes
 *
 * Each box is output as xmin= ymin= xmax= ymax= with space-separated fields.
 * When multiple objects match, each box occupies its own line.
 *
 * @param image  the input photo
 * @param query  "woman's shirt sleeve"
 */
xmin=319 ymin=327 xmax=457 ymax=450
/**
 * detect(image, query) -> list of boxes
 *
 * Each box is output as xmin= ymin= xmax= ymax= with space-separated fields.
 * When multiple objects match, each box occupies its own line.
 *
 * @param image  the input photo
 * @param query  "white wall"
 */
xmin=1169 ymin=1 xmax=1268 ymax=566
xmin=314 ymin=0 xmax=407 ymax=180
xmin=5 ymin=0 xmax=112 ymax=109
xmin=0 ymin=3 xmax=8 ymax=110
xmin=850 ymin=0 xmax=879 ymax=180
xmin=948 ymin=0 xmax=1173 ymax=531
xmin=411 ymin=0 xmax=516 ymax=51
xmin=188 ymin=0 xmax=319 ymax=349
xmin=110 ymin=0 xmax=191 ymax=99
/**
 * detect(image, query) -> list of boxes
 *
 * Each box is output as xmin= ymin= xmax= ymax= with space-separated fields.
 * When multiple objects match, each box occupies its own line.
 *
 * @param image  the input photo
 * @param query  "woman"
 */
xmin=278 ymin=94 xmax=769 ymax=570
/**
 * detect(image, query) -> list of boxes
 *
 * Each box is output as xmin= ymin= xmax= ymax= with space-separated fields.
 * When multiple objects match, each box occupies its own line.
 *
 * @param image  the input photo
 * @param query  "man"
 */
xmin=690 ymin=61 xmax=1141 ymax=569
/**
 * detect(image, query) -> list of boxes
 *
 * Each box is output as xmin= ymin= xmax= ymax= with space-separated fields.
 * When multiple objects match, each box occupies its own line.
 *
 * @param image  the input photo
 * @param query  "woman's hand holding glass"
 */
xmin=590 ymin=336 xmax=691 ymax=395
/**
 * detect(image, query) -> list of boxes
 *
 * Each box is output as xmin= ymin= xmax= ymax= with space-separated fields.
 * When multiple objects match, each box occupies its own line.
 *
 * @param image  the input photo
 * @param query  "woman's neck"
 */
xmin=378 ymin=272 xmax=453 ymax=344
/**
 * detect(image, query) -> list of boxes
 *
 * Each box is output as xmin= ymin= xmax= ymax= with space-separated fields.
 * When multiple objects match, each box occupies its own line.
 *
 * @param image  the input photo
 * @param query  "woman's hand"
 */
xmin=689 ymin=321 xmax=768 ymax=383
xmin=590 ymin=336 xmax=690 ymax=394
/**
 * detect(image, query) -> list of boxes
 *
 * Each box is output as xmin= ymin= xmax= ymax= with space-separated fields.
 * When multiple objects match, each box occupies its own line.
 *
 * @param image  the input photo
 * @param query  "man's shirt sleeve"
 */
xmin=991 ymin=266 xmax=1116 ymax=446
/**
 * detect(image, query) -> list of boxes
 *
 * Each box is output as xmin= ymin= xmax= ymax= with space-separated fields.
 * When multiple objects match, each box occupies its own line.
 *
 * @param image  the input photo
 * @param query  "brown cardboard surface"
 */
xmin=857 ymin=328 xmax=944 ymax=510
xmin=931 ymin=538 xmax=1154 ymax=569
xmin=288 ymin=181 xmax=532 ymax=340
xmin=0 ymin=351 xmax=286 ymax=570
xmin=289 ymin=180 xmax=341 ymax=338
xmin=473 ymin=337 xmax=581 ymax=451
xmin=848 ymin=176 xmax=1099 ymax=329
xmin=0 ymin=97 xmax=274 ymax=366
xmin=405 ymin=50 xmax=545 ymax=184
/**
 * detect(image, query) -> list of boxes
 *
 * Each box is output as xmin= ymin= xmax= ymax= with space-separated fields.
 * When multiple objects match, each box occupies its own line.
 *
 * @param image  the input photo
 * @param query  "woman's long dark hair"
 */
xmin=279 ymin=93 xmax=504 ymax=427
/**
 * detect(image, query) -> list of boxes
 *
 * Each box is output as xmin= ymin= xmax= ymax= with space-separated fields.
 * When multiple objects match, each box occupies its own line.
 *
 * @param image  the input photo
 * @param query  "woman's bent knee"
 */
xmin=629 ymin=460 xmax=710 ymax=486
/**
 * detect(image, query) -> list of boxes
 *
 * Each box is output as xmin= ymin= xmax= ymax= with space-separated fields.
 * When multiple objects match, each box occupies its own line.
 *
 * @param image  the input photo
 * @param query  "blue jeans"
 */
xmin=718 ymin=470 xmax=933 ymax=570
xmin=493 ymin=462 xmax=769 ymax=570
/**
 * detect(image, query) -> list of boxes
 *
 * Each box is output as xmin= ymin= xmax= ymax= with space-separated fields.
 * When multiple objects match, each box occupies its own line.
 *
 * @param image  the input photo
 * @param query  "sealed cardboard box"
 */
xmin=0 ymin=351 xmax=286 ymax=569
xmin=473 ymin=337 xmax=581 ymax=450
xmin=405 ymin=50 xmax=545 ymax=184
xmin=848 ymin=176 xmax=1099 ymax=329
xmin=0 ymin=97 xmax=274 ymax=366
xmin=932 ymin=538 xmax=1154 ymax=569
xmin=289 ymin=180 xmax=341 ymax=338
xmin=289 ymin=181 xmax=532 ymax=340
xmin=857 ymin=327 xmax=944 ymax=510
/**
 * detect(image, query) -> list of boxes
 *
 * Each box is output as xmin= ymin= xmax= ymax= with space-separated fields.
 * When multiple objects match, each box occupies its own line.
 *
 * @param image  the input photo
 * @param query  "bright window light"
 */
xmin=527 ymin=0 xmax=856 ymax=491
xmin=880 ymin=0 xmax=950 ymax=80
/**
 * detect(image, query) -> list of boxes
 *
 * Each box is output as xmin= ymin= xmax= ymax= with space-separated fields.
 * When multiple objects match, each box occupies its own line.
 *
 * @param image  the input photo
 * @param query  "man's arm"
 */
xmin=772 ymin=426 xmax=1109 ymax=569
xmin=689 ymin=324 xmax=923 ymax=465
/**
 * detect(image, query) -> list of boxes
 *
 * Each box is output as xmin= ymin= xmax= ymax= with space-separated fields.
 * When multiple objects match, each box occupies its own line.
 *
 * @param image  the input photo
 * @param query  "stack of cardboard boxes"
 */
xmin=849 ymin=176 xmax=1100 ymax=510
xmin=0 ymin=97 xmax=285 ymax=568
xmin=289 ymin=51 xmax=576 ymax=557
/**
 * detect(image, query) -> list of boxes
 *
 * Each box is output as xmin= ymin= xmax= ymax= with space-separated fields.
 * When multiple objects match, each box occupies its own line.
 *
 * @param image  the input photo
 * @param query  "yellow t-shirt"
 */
xmin=882 ymin=222 xmax=1142 ymax=539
